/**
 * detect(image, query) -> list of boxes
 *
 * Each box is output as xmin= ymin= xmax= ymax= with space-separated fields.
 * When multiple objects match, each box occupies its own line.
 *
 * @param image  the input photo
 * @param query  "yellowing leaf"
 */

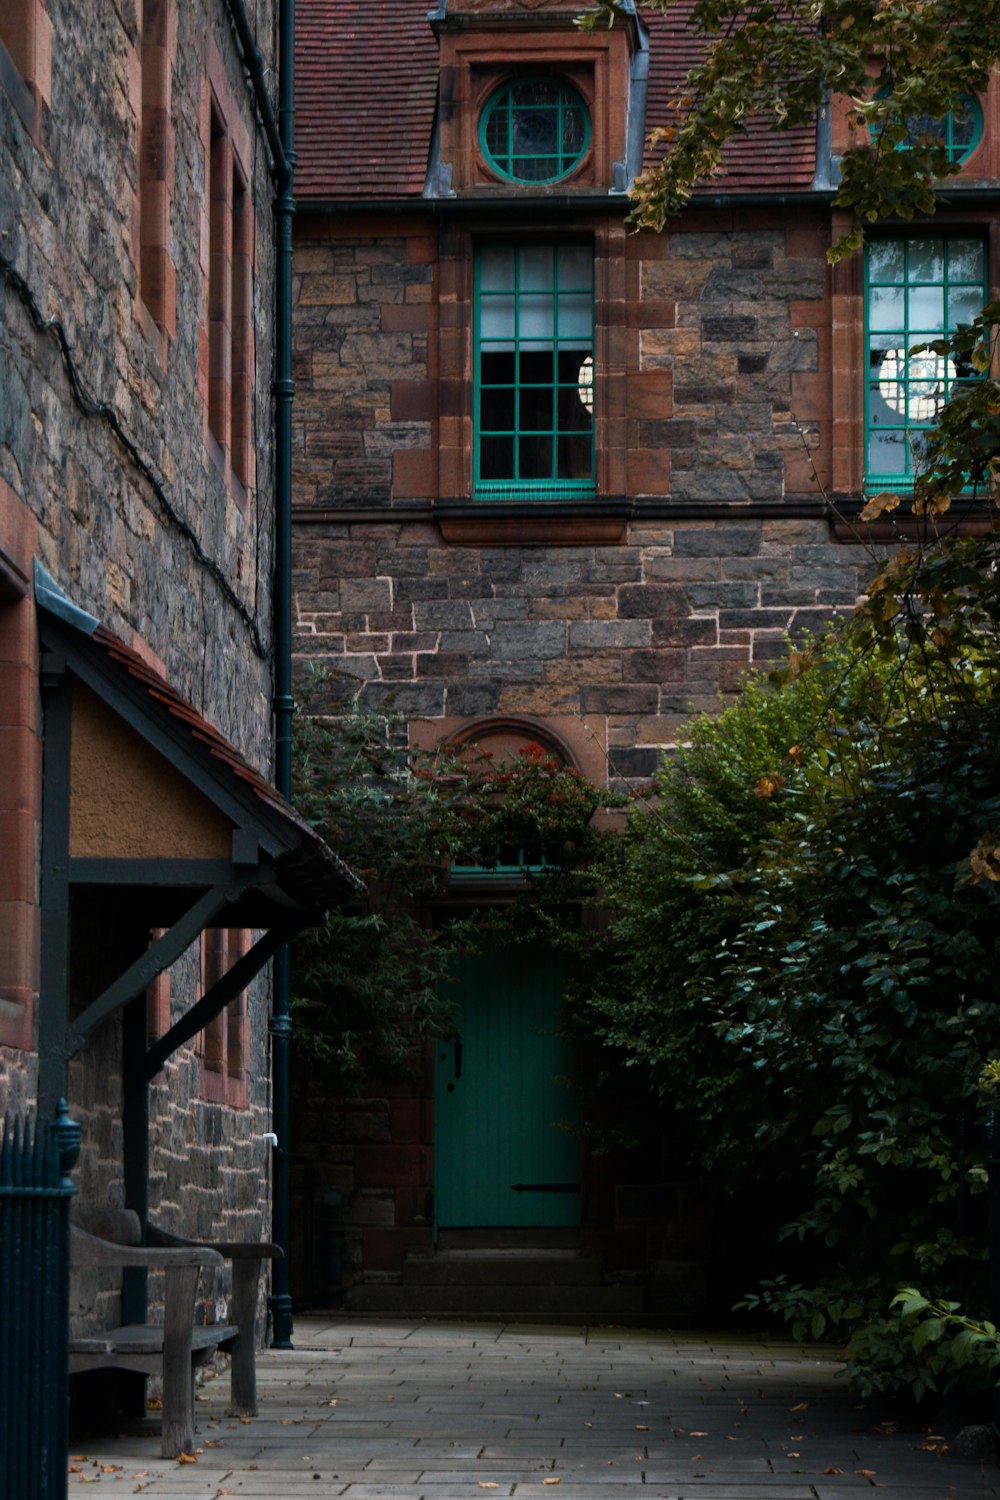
xmin=176 ymin=1452 xmax=197 ymax=1465
xmin=859 ymin=490 xmax=901 ymax=522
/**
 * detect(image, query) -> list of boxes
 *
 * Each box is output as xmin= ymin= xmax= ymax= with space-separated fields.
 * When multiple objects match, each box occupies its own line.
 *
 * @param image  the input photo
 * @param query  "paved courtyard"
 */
xmin=72 ymin=1317 xmax=1000 ymax=1498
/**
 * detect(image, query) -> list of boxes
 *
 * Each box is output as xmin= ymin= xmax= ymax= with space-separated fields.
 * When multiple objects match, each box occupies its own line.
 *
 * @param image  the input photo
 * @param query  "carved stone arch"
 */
xmin=445 ymin=714 xmax=579 ymax=772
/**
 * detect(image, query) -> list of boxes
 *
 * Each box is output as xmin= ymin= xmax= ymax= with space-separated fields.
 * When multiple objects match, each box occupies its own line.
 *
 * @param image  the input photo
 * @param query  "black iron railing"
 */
xmin=0 ymin=1101 xmax=80 ymax=1500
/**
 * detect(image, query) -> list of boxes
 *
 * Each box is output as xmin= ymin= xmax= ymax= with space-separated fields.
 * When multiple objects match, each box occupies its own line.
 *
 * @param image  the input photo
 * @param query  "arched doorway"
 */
xmin=432 ymin=720 xmax=583 ymax=1237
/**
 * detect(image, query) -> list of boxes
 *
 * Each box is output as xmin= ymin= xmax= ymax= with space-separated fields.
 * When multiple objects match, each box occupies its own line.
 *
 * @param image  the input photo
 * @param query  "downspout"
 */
xmin=269 ymin=0 xmax=297 ymax=1351
xmin=218 ymin=0 xmax=296 ymax=1347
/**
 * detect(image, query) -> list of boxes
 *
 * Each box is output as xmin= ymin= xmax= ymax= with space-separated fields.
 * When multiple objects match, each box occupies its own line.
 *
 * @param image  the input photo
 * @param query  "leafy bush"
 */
xmin=845 ymin=1291 xmax=1000 ymax=1405
xmin=572 ymin=537 xmax=1000 ymax=1346
xmin=291 ymin=678 xmax=610 ymax=1094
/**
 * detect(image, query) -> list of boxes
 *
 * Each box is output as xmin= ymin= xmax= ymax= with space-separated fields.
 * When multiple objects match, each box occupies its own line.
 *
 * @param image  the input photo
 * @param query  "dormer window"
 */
xmin=479 ymin=78 xmax=590 ymax=184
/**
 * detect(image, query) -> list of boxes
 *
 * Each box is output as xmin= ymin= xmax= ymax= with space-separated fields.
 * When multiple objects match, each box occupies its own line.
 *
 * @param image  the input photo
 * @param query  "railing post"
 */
xmin=0 ymin=1099 xmax=79 ymax=1500
xmin=984 ymin=1109 xmax=1000 ymax=1439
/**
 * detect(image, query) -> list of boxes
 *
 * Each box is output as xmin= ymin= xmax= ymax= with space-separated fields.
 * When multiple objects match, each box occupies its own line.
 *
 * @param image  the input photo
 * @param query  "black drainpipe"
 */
xmin=220 ymin=0 xmax=297 ymax=1348
xmin=270 ymin=0 xmax=297 ymax=1351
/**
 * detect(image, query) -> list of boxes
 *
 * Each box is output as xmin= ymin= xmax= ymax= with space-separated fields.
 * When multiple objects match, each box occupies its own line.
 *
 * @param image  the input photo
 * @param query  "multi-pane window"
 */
xmin=198 ymin=928 xmax=248 ymax=1106
xmin=139 ymin=0 xmax=171 ymax=332
xmin=871 ymin=96 xmax=983 ymax=166
xmin=480 ymin=78 xmax=590 ymax=184
xmin=475 ymin=243 xmax=594 ymax=500
xmin=865 ymin=236 xmax=986 ymax=486
xmin=207 ymin=99 xmax=251 ymax=491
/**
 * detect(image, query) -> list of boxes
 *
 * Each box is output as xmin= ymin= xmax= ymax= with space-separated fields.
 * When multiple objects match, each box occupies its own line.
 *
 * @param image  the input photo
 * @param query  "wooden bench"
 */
xmin=70 ymin=1209 xmax=281 ymax=1458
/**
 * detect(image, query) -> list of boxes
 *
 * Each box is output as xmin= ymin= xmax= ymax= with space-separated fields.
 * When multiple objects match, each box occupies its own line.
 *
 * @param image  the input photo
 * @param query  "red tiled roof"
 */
xmin=295 ymin=0 xmax=439 ymax=201
xmin=641 ymin=4 xmax=816 ymax=191
xmin=294 ymin=1 xmax=816 ymax=202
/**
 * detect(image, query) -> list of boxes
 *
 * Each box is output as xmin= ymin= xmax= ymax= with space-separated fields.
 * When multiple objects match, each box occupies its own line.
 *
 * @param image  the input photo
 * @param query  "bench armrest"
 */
xmin=147 ymin=1223 xmax=283 ymax=1260
xmin=71 ymin=1226 xmax=223 ymax=1271
xmin=147 ymin=1220 xmax=278 ymax=1417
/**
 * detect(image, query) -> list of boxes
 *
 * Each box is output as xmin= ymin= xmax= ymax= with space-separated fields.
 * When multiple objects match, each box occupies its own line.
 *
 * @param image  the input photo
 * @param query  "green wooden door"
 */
xmin=434 ymin=945 xmax=580 ymax=1228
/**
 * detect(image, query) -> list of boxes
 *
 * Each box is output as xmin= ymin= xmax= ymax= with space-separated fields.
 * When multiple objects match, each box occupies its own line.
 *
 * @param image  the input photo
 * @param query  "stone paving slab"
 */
xmin=67 ymin=1316 xmax=1000 ymax=1498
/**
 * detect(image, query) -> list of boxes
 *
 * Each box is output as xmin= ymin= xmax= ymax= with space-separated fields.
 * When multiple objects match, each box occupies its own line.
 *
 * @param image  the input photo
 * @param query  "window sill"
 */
xmin=831 ymin=496 xmax=996 ymax=543
xmin=435 ymin=497 xmax=627 ymax=546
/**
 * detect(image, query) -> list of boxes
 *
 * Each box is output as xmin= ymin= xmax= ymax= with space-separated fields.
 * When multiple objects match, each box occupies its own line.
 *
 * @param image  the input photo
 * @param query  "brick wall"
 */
xmin=293 ymin=210 xmax=837 ymax=513
xmin=289 ymin=207 xmax=880 ymax=1292
xmin=1 ymin=0 xmax=280 ymax=1283
xmin=294 ymin=515 xmax=871 ymax=775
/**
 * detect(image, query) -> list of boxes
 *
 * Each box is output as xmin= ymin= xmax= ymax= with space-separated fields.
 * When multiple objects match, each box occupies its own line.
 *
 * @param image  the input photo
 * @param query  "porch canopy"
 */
xmin=35 ymin=564 xmax=358 ymax=1121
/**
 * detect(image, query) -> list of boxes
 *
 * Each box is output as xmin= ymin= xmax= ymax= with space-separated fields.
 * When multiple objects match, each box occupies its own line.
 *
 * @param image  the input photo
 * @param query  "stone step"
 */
xmin=347 ymin=1282 xmax=646 ymax=1320
xmin=403 ymin=1253 xmax=603 ymax=1288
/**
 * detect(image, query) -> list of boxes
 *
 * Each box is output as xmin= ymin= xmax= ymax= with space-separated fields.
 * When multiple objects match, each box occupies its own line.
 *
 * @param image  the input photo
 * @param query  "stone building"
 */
xmin=289 ymin=0 xmax=1000 ymax=1314
xmin=0 ymin=0 xmax=351 ymax=1346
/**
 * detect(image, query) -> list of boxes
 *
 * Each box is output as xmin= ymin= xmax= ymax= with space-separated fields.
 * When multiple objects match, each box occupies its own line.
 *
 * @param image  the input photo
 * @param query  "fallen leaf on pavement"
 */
xmin=479 ymin=1484 xmax=499 ymax=1489
xmin=823 ymin=1466 xmax=844 ymax=1475
xmin=543 ymin=1479 xmax=561 ymax=1486
xmin=176 ymin=1453 xmax=197 ymax=1465
xmin=790 ymin=1402 xmax=809 ymax=1413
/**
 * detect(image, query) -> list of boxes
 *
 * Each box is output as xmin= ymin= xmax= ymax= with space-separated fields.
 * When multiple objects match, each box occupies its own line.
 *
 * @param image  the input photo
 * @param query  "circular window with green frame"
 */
xmin=480 ymin=77 xmax=591 ymax=185
xmin=869 ymin=92 xmax=983 ymax=164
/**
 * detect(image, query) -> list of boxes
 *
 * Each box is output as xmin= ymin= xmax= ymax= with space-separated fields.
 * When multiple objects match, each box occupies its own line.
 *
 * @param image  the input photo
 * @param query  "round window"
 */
xmin=480 ymin=78 xmax=590 ymax=185
xmin=870 ymin=93 xmax=983 ymax=165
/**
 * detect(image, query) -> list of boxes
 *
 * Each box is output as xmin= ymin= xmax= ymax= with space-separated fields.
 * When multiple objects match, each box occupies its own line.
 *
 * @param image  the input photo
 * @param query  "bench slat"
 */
xmin=69 ymin=1324 xmax=238 ymax=1356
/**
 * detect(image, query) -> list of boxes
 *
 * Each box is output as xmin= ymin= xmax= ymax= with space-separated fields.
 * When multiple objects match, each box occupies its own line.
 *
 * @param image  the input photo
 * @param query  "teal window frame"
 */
xmin=451 ymin=845 xmax=556 ymax=881
xmin=479 ymin=77 xmax=591 ymax=185
xmin=864 ymin=235 xmax=987 ymax=490
xmin=474 ymin=241 xmax=595 ymax=502
xmin=870 ymin=93 xmax=983 ymax=165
